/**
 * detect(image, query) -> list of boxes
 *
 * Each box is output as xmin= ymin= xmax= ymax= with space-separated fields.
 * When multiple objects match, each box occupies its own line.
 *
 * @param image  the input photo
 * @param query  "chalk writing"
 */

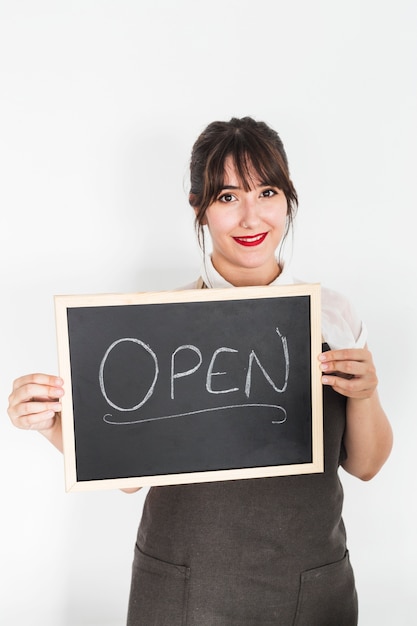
xmin=99 ymin=327 xmax=289 ymax=426
xmin=172 ymin=345 xmax=203 ymax=398
xmin=99 ymin=338 xmax=159 ymax=411
xmin=103 ymin=405 xmax=287 ymax=425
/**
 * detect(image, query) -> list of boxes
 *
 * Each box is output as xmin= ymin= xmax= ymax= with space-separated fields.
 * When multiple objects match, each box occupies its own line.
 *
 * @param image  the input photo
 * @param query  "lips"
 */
xmin=232 ymin=232 xmax=268 ymax=247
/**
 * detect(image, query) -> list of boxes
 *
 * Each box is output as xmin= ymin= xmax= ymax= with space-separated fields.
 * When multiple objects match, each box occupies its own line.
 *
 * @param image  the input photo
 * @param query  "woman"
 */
xmin=8 ymin=117 xmax=393 ymax=625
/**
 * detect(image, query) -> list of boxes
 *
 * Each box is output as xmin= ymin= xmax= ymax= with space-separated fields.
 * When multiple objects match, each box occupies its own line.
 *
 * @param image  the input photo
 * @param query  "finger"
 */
xmin=319 ymin=349 xmax=375 ymax=378
xmin=319 ymin=358 xmax=360 ymax=378
xmin=28 ymin=417 xmax=57 ymax=431
xmin=318 ymin=348 xmax=370 ymax=364
xmin=9 ymin=401 xmax=62 ymax=430
xmin=9 ymin=380 xmax=64 ymax=410
xmin=17 ymin=399 xmax=63 ymax=419
xmin=322 ymin=373 xmax=376 ymax=398
xmin=11 ymin=374 xmax=64 ymax=394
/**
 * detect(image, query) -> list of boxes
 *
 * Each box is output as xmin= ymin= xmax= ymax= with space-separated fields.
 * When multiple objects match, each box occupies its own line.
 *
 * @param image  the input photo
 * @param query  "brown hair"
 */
xmin=189 ymin=116 xmax=298 ymax=250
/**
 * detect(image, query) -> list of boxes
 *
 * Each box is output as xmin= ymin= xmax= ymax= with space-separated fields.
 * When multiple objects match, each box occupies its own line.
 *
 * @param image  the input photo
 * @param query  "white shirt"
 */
xmin=192 ymin=256 xmax=368 ymax=350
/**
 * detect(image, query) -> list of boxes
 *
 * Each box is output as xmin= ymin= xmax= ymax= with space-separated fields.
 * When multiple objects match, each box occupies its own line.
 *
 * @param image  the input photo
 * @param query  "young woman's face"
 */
xmin=203 ymin=156 xmax=288 ymax=286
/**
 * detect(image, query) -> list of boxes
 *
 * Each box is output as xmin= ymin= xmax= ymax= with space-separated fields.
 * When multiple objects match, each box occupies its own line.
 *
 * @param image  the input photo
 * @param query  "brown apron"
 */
xmin=126 ymin=285 xmax=358 ymax=625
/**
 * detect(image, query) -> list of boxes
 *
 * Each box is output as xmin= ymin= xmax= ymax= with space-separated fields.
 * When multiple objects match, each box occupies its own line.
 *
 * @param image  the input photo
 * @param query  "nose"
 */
xmin=240 ymin=195 xmax=261 ymax=229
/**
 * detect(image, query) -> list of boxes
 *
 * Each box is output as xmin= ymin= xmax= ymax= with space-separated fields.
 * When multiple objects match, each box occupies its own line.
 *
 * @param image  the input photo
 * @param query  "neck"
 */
xmin=211 ymin=258 xmax=282 ymax=287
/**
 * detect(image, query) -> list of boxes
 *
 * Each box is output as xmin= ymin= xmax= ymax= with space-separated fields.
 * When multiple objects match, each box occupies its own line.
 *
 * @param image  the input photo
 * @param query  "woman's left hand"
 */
xmin=318 ymin=348 xmax=378 ymax=399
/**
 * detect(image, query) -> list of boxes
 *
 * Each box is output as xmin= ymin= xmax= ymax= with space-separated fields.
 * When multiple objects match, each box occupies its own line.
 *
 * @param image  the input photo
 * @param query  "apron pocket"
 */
xmin=127 ymin=545 xmax=190 ymax=626
xmin=293 ymin=551 xmax=358 ymax=626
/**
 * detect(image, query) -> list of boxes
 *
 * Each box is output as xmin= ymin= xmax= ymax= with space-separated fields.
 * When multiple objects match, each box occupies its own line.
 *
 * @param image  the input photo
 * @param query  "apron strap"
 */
xmin=196 ymin=276 xmax=207 ymax=289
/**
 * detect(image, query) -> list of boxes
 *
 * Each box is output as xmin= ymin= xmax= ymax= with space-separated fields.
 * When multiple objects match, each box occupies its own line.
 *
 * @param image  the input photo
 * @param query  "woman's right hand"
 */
xmin=7 ymin=374 xmax=65 ymax=451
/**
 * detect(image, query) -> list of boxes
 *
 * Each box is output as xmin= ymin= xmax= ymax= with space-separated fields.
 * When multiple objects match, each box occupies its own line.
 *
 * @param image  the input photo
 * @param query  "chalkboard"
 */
xmin=54 ymin=284 xmax=323 ymax=491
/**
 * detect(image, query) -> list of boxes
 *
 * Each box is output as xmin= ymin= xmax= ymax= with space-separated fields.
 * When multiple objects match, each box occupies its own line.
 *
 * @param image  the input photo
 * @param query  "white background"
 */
xmin=0 ymin=1 xmax=415 ymax=624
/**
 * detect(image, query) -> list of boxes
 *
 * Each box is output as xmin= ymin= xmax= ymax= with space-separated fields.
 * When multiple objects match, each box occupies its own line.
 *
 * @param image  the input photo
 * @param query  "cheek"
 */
xmin=265 ymin=205 xmax=288 ymax=228
xmin=205 ymin=210 xmax=236 ymax=235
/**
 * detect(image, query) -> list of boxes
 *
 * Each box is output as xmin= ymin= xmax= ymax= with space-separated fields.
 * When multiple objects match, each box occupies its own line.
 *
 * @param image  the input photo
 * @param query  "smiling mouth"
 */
xmin=232 ymin=232 xmax=268 ymax=247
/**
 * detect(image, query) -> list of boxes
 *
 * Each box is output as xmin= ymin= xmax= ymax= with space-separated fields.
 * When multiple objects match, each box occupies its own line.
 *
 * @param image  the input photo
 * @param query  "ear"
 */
xmin=189 ymin=192 xmax=197 ymax=208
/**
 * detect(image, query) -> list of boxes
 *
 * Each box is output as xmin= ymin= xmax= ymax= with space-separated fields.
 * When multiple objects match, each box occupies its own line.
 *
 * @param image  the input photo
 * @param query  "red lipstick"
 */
xmin=232 ymin=232 xmax=268 ymax=247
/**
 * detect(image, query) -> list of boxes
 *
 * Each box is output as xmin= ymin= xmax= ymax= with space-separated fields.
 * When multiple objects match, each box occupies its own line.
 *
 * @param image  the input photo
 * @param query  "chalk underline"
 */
xmin=103 ymin=403 xmax=287 ymax=426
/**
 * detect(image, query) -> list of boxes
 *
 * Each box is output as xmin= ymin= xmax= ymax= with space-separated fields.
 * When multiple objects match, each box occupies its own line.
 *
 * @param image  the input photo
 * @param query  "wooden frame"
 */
xmin=55 ymin=284 xmax=323 ymax=491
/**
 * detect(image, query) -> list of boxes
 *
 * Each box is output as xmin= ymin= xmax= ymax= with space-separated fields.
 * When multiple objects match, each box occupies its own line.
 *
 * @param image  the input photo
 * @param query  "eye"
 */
xmin=260 ymin=188 xmax=277 ymax=198
xmin=218 ymin=193 xmax=237 ymax=203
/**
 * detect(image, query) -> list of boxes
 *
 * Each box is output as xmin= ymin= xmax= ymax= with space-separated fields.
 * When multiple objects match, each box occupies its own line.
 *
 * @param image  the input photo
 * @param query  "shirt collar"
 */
xmin=200 ymin=255 xmax=295 ymax=288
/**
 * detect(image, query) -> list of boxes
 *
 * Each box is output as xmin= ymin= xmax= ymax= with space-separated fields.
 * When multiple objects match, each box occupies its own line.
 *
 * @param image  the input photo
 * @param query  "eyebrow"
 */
xmin=219 ymin=182 xmax=273 ymax=191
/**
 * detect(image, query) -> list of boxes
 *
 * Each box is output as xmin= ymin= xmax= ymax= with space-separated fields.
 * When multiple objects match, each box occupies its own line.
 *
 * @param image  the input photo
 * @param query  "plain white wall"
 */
xmin=0 ymin=1 xmax=415 ymax=624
